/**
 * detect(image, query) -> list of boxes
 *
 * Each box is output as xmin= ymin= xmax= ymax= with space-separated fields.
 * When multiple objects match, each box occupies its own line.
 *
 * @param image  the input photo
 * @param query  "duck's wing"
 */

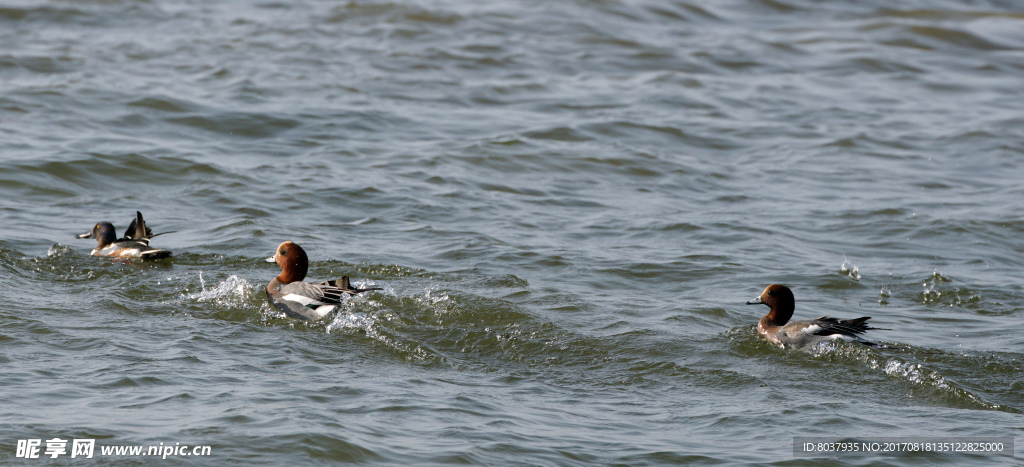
xmin=269 ymin=277 xmax=381 ymax=321
xmin=125 ymin=211 xmax=175 ymax=240
xmin=277 ymin=281 xmax=333 ymax=304
xmin=124 ymin=211 xmax=151 ymax=239
xmin=778 ymin=316 xmax=887 ymax=349
xmin=267 ymin=281 xmax=335 ymax=321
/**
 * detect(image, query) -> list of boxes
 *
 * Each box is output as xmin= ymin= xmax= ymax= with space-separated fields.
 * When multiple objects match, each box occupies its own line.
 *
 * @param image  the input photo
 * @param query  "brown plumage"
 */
xmin=747 ymin=284 xmax=885 ymax=350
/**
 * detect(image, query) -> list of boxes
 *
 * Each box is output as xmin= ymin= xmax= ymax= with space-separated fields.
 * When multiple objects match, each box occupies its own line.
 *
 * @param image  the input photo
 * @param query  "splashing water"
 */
xmin=179 ymin=272 xmax=255 ymax=308
xmin=839 ymin=255 xmax=861 ymax=281
xmin=918 ymin=271 xmax=982 ymax=308
xmin=47 ymin=244 xmax=74 ymax=257
xmin=326 ymin=312 xmax=376 ymax=334
xmin=883 ymin=359 xmax=948 ymax=389
xmin=352 ymin=278 xmax=395 ymax=296
xmin=878 ymin=286 xmax=891 ymax=305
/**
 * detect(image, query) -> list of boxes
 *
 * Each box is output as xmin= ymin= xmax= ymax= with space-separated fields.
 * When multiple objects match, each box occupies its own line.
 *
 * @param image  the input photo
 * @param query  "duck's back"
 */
xmin=774 ymin=316 xmax=878 ymax=350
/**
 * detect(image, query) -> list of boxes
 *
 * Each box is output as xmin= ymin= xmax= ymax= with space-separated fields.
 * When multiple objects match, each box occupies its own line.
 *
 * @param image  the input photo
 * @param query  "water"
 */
xmin=2 ymin=0 xmax=1023 ymax=464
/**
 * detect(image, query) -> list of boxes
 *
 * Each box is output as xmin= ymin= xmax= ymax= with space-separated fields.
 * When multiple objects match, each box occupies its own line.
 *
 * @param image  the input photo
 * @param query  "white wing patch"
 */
xmin=801 ymin=324 xmax=859 ymax=342
xmin=282 ymin=293 xmax=323 ymax=307
xmin=800 ymin=325 xmax=822 ymax=335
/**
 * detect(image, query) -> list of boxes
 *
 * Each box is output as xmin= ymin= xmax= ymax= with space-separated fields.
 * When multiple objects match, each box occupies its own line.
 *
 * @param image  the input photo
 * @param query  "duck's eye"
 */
xmin=280 ymin=249 xmax=286 ymax=256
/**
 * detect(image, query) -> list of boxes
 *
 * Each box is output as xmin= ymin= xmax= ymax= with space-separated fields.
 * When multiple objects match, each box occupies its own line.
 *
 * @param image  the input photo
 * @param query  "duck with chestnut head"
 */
xmin=266 ymin=241 xmax=381 ymax=321
xmin=747 ymin=284 xmax=885 ymax=350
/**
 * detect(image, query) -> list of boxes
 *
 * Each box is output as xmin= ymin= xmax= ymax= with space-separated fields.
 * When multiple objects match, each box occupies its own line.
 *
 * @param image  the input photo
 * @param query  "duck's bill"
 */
xmin=746 ymin=296 xmax=763 ymax=305
xmin=75 ymin=231 xmax=95 ymax=239
xmin=265 ymin=256 xmax=276 ymax=263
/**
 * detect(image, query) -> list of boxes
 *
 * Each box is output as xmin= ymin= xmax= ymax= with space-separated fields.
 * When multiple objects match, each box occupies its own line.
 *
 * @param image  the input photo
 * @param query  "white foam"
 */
xmin=47 ymin=244 xmax=73 ymax=257
xmin=883 ymin=359 xmax=949 ymax=389
xmin=352 ymin=278 xmax=395 ymax=296
xmin=326 ymin=311 xmax=375 ymax=334
xmin=179 ymin=272 xmax=254 ymax=307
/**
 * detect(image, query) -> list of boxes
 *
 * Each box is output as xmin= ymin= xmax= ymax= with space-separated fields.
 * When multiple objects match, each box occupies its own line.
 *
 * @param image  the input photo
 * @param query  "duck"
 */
xmin=747 ymin=284 xmax=885 ymax=350
xmin=75 ymin=211 xmax=173 ymax=259
xmin=266 ymin=241 xmax=381 ymax=321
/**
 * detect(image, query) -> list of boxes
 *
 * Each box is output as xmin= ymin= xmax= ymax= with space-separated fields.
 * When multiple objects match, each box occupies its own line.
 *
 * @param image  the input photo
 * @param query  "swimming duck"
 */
xmin=747 ymin=284 xmax=884 ymax=350
xmin=266 ymin=241 xmax=381 ymax=321
xmin=75 ymin=211 xmax=173 ymax=259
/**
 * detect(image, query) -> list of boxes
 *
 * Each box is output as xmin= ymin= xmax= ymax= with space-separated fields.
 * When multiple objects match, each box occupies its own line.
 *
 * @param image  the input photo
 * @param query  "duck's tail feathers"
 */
xmin=139 ymin=249 xmax=172 ymax=259
xmin=842 ymin=316 xmax=891 ymax=332
xmin=330 ymin=276 xmax=383 ymax=294
xmin=145 ymin=230 xmax=176 ymax=239
xmin=813 ymin=316 xmax=888 ymax=336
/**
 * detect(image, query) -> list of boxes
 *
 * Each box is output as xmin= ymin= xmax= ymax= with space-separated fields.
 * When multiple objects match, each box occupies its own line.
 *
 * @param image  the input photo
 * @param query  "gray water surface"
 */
xmin=2 ymin=0 xmax=1023 ymax=464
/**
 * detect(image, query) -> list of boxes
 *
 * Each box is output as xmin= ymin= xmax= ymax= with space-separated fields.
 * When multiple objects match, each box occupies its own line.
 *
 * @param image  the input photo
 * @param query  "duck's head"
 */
xmin=746 ymin=284 xmax=795 ymax=323
xmin=269 ymin=241 xmax=309 ymax=284
xmin=76 ymin=221 xmax=117 ymax=248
